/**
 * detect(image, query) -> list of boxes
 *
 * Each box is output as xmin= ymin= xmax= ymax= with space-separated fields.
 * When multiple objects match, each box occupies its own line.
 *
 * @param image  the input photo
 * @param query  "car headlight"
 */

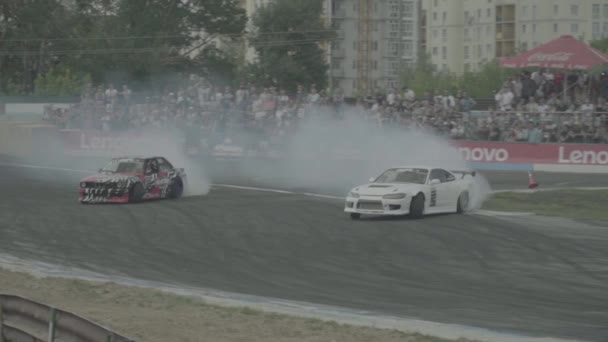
xmin=348 ymin=192 xmax=360 ymax=198
xmin=383 ymin=193 xmax=406 ymax=199
xmin=80 ymin=182 xmax=86 ymax=188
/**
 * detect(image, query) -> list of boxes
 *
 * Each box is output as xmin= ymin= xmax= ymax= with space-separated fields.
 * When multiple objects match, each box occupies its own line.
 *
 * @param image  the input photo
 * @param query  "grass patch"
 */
xmin=482 ymin=189 xmax=608 ymax=220
xmin=0 ymin=268 xmax=481 ymax=342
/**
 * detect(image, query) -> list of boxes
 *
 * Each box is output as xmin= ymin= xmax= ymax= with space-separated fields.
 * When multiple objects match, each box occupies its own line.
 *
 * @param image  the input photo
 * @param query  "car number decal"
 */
xmin=430 ymin=188 xmax=437 ymax=207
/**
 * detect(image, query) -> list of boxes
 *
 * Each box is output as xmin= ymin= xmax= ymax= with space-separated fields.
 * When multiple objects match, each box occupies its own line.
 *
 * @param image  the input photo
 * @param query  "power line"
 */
xmin=0 ymin=29 xmax=335 ymax=43
xmin=0 ymin=38 xmax=338 ymax=56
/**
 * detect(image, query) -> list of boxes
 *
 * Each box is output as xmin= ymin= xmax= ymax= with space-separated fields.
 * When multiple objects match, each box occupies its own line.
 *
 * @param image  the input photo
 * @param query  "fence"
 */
xmin=0 ymin=294 xmax=134 ymax=342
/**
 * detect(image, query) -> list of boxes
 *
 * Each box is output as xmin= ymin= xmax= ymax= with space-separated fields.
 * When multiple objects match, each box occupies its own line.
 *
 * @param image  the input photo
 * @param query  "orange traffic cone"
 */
xmin=528 ymin=171 xmax=539 ymax=189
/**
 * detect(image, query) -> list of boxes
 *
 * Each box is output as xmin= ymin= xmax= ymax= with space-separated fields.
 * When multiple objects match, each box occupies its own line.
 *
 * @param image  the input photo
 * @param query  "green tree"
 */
xmin=400 ymin=55 xmax=516 ymax=99
xmin=0 ymin=0 xmax=247 ymax=94
xmin=247 ymin=0 xmax=334 ymax=92
xmin=33 ymin=67 xmax=91 ymax=96
xmin=591 ymin=38 xmax=608 ymax=53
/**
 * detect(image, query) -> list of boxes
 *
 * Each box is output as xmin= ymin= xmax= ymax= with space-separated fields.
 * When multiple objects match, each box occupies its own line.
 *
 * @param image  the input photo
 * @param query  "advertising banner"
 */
xmin=452 ymin=141 xmax=608 ymax=166
xmin=60 ymin=130 xmax=608 ymax=171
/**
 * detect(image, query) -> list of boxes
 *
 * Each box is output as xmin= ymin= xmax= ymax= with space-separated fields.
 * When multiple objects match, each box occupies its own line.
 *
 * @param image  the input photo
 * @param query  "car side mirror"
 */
xmin=430 ymin=179 xmax=441 ymax=185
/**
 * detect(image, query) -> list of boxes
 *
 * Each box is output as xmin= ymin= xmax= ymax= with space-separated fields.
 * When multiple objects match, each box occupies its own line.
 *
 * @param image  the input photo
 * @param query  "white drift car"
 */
xmin=345 ymin=166 xmax=476 ymax=220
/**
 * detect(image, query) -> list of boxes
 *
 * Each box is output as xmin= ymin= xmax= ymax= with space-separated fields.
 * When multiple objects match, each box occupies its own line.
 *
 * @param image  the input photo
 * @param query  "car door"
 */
xmin=428 ymin=169 xmax=456 ymax=210
xmin=143 ymin=158 xmax=161 ymax=196
xmin=156 ymin=157 xmax=174 ymax=195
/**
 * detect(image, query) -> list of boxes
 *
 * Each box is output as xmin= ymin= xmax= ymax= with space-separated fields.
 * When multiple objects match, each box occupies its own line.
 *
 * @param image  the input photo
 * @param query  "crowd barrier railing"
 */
xmin=0 ymin=294 xmax=134 ymax=342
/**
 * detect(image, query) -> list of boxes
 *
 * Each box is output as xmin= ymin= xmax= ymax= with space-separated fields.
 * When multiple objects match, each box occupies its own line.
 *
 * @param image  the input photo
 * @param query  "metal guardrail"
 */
xmin=0 ymin=294 xmax=135 ymax=342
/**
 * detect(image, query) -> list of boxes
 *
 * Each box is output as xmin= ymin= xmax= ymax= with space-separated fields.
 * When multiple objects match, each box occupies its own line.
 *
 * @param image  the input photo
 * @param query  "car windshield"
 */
xmin=100 ymin=160 xmax=144 ymax=173
xmin=373 ymin=168 xmax=428 ymax=184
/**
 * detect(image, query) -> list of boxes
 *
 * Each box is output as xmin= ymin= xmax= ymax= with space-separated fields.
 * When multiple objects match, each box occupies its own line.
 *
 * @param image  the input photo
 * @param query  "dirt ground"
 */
xmin=0 ymin=268 xmax=479 ymax=342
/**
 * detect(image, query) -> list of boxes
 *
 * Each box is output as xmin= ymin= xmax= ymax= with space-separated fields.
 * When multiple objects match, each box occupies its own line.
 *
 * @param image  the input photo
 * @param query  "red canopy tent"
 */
xmin=499 ymin=35 xmax=608 ymax=70
xmin=499 ymin=35 xmax=608 ymax=99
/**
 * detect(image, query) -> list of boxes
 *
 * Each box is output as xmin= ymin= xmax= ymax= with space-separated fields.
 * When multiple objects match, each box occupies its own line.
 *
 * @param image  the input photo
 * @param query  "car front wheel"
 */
xmin=129 ymin=183 xmax=145 ymax=203
xmin=409 ymin=193 xmax=425 ymax=219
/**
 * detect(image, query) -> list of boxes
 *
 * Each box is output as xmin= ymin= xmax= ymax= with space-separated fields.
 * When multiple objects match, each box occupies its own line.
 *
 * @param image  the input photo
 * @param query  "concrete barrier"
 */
xmin=0 ymin=123 xmax=60 ymax=161
xmin=0 ymin=294 xmax=134 ymax=342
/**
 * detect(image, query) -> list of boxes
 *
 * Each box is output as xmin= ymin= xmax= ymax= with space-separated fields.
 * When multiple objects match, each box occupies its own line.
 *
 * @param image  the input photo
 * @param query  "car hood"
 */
xmin=81 ymin=172 xmax=141 ymax=184
xmin=351 ymin=183 xmax=422 ymax=196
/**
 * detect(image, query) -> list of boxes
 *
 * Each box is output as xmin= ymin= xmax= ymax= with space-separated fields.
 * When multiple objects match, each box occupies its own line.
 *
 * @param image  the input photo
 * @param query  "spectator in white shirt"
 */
xmin=494 ymin=87 xmax=514 ymax=111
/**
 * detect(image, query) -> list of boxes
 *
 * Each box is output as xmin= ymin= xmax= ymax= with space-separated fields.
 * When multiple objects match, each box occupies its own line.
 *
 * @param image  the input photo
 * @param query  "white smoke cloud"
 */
xmin=235 ymin=107 xmax=493 ymax=209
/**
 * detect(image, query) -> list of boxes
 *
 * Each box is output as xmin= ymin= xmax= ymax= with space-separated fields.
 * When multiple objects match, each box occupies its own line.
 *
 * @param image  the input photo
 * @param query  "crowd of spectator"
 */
xmin=42 ymin=71 xmax=608 ymax=152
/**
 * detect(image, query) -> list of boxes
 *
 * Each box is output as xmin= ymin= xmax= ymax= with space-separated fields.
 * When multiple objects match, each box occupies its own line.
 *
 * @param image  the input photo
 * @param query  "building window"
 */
xmin=604 ymin=4 xmax=608 ymax=19
xmin=553 ymin=5 xmax=559 ymax=16
xmin=433 ymin=12 xmax=437 ymax=21
xmin=373 ymin=60 xmax=378 ymax=70
xmin=533 ymin=23 xmax=536 ymax=33
xmin=464 ymin=63 xmax=471 ymax=73
xmin=333 ymin=60 xmax=341 ymax=69
xmin=554 ymin=23 xmax=558 ymax=33
xmin=486 ymin=25 xmax=492 ymax=37
xmin=403 ymin=2 xmax=414 ymax=17
xmin=433 ymin=29 xmax=438 ymax=39
xmin=593 ymin=4 xmax=600 ymax=20
xmin=520 ymin=41 xmax=528 ymax=51
xmin=442 ymin=28 xmax=447 ymax=42
xmin=433 ymin=47 xmax=438 ymax=56
xmin=522 ymin=24 xmax=526 ymax=33
xmin=486 ymin=43 xmax=492 ymax=55
xmin=570 ymin=4 xmax=578 ymax=16
xmin=373 ymin=41 xmax=378 ymax=51
xmin=464 ymin=46 xmax=470 ymax=59
xmin=593 ymin=22 xmax=601 ymax=39
xmin=403 ymin=41 xmax=413 ymax=57
xmin=464 ymin=11 xmax=469 ymax=21
xmin=487 ymin=8 xmax=491 ymax=17
xmin=477 ymin=9 xmax=481 ymax=18
xmin=477 ymin=45 xmax=482 ymax=58
xmin=352 ymin=60 xmax=356 ymax=69
xmin=521 ymin=6 xmax=527 ymax=18
xmin=403 ymin=22 xmax=413 ymax=37
xmin=571 ymin=23 xmax=579 ymax=33
xmin=442 ymin=46 xmax=447 ymax=59
xmin=442 ymin=12 xmax=447 ymax=23
xmin=464 ymin=28 xmax=470 ymax=41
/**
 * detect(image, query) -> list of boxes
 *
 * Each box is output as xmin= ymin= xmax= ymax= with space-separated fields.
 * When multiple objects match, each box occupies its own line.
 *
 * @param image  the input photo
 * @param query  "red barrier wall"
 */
xmin=60 ymin=129 xmax=608 ymax=166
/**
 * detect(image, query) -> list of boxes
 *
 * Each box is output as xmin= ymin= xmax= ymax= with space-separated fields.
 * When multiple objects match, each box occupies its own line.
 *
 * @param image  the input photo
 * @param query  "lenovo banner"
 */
xmin=452 ymin=141 xmax=608 ymax=166
xmin=61 ymin=130 xmax=608 ymax=166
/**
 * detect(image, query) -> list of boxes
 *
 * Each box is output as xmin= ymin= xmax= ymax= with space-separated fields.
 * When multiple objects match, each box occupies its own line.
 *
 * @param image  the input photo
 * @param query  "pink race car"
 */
xmin=79 ymin=156 xmax=187 ymax=204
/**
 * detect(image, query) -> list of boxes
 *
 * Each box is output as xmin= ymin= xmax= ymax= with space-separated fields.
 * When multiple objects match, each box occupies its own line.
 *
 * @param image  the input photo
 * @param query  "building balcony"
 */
xmin=333 ymin=9 xmax=347 ymax=18
xmin=332 ymin=49 xmax=346 ymax=58
xmin=331 ymin=69 xmax=346 ymax=77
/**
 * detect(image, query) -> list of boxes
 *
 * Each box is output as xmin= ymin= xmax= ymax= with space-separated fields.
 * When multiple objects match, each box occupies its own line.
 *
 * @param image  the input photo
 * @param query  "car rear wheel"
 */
xmin=409 ymin=193 xmax=425 ymax=219
xmin=350 ymin=213 xmax=361 ymax=220
xmin=167 ymin=177 xmax=184 ymax=199
xmin=457 ymin=192 xmax=469 ymax=213
xmin=129 ymin=183 xmax=145 ymax=203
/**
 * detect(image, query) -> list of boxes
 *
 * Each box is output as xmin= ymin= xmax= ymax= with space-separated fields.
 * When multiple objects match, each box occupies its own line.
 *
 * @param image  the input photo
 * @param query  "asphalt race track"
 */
xmin=0 ymin=162 xmax=607 ymax=341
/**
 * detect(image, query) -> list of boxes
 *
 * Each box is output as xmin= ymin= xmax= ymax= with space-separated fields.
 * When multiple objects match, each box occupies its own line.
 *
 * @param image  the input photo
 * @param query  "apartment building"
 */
xmin=330 ymin=0 xmax=421 ymax=96
xmin=423 ymin=0 xmax=608 ymax=74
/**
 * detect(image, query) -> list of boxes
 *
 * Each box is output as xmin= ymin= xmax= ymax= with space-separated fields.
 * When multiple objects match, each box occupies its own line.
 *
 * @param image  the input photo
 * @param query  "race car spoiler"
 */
xmin=451 ymin=170 xmax=477 ymax=178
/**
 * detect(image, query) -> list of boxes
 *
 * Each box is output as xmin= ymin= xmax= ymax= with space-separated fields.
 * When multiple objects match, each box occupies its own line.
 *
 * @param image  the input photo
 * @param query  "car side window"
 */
xmin=429 ymin=169 xmax=444 ymax=183
xmin=146 ymin=159 xmax=159 ymax=174
xmin=442 ymin=169 xmax=456 ymax=182
xmin=157 ymin=158 xmax=172 ymax=172
xmin=430 ymin=169 xmax=454 ymax=183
